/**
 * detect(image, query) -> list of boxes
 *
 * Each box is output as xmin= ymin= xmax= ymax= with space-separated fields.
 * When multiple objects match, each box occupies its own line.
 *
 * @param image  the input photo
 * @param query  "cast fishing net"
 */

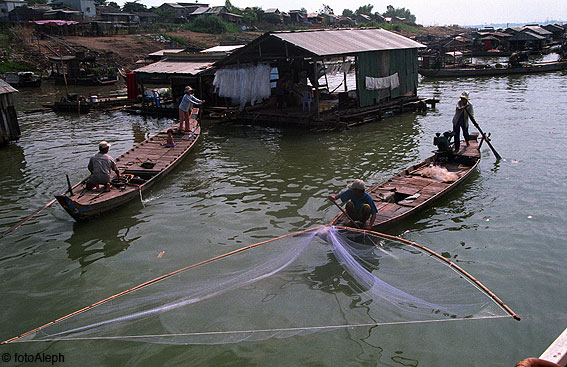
xmin=4 ymin=226 xmax=516 ymax=345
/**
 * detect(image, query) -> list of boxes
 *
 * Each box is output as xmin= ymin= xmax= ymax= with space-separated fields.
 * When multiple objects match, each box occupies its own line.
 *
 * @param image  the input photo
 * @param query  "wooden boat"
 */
xmin=44 ymin=95 xmax=136 ymax=114
xmin=515 ymin=327 xmax=567 ymax=367
xmin=55 ymin=108 xmax=201 ymax=221
xmin=331 ymin=133 xmax=481 ymax=232
xmin=419 ymin=60 xmax=567 ymax=78
xmin=3 ymin=72 xmax=41 ymax=87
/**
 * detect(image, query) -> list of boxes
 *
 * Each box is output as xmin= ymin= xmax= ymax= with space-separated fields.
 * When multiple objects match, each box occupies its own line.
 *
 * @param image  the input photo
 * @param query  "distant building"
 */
xmin=8 ymin=5 xmax=51 ymax=22
xmin=158 ymin=3 xmax=189 ymax=17
xmin=52 ymin=0 xmax=96 ymax=18
xmin=0 ymin=0 xmax=25 ymax=19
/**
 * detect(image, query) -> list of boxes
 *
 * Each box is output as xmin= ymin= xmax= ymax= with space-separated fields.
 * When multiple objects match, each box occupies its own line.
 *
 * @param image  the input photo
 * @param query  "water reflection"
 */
xmin=65 ymin=210 xmax=141 ymax=268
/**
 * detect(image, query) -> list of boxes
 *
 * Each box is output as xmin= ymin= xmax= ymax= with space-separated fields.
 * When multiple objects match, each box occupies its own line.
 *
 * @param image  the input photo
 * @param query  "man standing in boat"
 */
xmin=329 ymin=179 xmax=377 ymax=229
xmin=178 ymin=86 xmax=204 ymax=132
xmin=86 ymin=141 xmax=120 ymax=193
xmin=452 ymin=91 xmax=474 ymax=152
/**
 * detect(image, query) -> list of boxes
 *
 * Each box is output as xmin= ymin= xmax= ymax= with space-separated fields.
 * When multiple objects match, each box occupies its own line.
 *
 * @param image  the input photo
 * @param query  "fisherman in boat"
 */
xmin=452 ymin=91 xmax=474 ymax=152
xmin=85 ymin=141 xmax=121 ymax=193
xmin=329 ymin=179 xmax=377 ymax=229
xmin=178 ymin=86 xmax=204 ymax=133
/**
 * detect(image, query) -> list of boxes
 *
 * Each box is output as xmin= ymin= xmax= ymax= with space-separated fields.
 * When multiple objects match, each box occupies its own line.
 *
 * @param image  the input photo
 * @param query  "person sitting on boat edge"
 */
xmin=329 ymin=179 xmax=377 ymax=229
xmin=178 ymin=86 xmax=204 ymax=133
xmin=452 ymin=91 xmax=474 ymax=152
xmin=161 ymin=129 xmax=175 ymax=148
xmin=85 ymin=141 xmax=121 ymax=193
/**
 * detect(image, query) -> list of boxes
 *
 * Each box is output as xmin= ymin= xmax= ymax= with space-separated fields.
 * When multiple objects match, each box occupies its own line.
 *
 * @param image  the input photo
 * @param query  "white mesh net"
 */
xmin=8 ymin=226 xmax=513 ymax=345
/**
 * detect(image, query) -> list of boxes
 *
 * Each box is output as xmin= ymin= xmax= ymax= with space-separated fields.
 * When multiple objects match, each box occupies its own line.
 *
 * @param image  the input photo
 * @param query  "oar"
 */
xmin=329 ymin=197 xmax=379 ymax=247
xmin=0 ymin=177 xmax=82 ymax=240
xmin=464 ymin=108 xmax=502 ymax=160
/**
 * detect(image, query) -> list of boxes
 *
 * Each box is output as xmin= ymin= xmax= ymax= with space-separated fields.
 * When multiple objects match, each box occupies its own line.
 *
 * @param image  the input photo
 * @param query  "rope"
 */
xmin=7 ymin=315 xmax=513 ymax=343
xmin=334 ymin=226 xmax=520 ymax=321
xmin=1 ymin=226 xmax=322 ymax=344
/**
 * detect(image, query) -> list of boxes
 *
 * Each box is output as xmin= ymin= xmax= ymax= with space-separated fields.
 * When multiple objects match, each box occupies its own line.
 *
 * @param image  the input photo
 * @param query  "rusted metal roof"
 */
xmin=133 ymin=59 xmax=214 ymax=75
xmin=272 ymin=28 xmax=425 ymax=57
xmin=0 ymin=79 xmax=18 ymax=94
xmin=147 ymin=49 xmax=186 ymax=57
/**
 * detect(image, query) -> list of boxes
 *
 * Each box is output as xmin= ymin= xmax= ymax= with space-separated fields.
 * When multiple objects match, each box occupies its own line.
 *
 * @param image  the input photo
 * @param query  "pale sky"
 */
xmin=127 ymin=0 xmax=567 ymax=26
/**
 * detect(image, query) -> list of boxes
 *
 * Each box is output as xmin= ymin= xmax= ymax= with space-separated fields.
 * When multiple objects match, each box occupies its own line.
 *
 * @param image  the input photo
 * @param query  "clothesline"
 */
xmin=365 ymin=73 xmax=400 ymax=90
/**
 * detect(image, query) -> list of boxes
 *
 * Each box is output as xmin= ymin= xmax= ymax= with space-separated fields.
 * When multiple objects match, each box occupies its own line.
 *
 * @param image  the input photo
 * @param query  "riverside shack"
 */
xmin=0 ymin=79 xmax=20 ymax=145
xmin=211 ymin=28 xmax=428 ymax=130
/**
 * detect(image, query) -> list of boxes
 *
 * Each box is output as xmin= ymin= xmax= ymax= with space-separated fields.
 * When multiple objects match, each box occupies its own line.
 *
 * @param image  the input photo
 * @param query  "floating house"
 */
xmin=211 ymin=28 xmax=428 ymax=130
xmin=0 ymin=79 xmax=20 ymax=145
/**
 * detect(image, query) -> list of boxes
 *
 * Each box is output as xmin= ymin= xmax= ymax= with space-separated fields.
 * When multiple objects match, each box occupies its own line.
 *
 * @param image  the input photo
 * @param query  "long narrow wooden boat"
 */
xmin=419 ymin=60 xmax=567 ymax=78
xmin=55 ymin=108 xmax=201 ymax=221
xmin=330 ymin=133 xmax=481 ymax=232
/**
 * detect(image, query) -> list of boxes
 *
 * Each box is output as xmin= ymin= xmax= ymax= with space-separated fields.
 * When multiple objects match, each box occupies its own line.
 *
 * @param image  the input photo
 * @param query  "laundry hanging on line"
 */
xmin=213 ymin=63 xmax=272 ymax=111
xmin=365 ymin=73 xmax=400 ymax=90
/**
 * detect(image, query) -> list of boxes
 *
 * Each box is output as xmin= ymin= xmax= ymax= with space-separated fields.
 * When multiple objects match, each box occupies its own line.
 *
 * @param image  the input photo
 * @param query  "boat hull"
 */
xmin=56 ymin=110 xmax=201 ymax=221
xmin=331 ymin=135 xmax=481 ymax=232
xmin=419 ymin=61 xmax=567 ymax=78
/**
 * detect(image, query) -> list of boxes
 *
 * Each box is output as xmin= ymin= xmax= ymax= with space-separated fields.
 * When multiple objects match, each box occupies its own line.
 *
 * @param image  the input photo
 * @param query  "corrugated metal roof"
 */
xmin=148 ymin=49 xmax=186 ymax=57
xmin=133 ymin=59 xmax=214 ymax=75
xmin=273 ymin=28 xmax=425 ymax=57
xmin=200 ymin=45 xmax=245 ymax=53
xmin=0 ymin=79 xmax=18 ymax=94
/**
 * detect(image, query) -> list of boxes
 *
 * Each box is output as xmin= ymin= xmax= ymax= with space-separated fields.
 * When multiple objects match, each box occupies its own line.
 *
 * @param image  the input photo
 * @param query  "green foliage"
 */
xmin=154 ymin=7 xmax=177 ymax=22
xmin=355 ymin=4 xmax=373 ymax=16
xmin=122 ymin=1 xmax=147 ymax=13
xmin=184 ymin=16 xmax=238 ymax=34
xmin=107 ymin=1 xmax=119 ymax=7
xmin=263 ymin=12 xmax=281 ymax=24
xmin=224 ymin=0 xmax=242 ymax=15
xmin=319 ymin=4 xmax=333 ymax=15
xmin=0 ymin=61 xmax=34 ymax=73
xmin=383 ymin=5 xmax=416 ymax=24
xmin=342 ymin=9 xmax=354 ymax=17
xmin=158 ymin=33 xmax=188 ymax=46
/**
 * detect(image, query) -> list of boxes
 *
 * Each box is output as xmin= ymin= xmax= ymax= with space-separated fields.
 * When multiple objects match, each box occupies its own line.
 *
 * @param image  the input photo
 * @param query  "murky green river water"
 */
xmin=1 ymin=68 xmax=566 ymax=366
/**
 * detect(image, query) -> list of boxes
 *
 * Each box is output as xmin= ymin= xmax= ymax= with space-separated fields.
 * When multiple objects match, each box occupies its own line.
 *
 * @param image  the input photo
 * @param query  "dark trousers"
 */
xmin=453 ymin=120 xmax=470 ymax=151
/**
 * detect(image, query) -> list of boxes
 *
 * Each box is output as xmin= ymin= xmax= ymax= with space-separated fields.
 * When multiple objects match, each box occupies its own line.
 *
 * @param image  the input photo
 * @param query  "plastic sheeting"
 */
xmin=213 ymin=63 xmax=272 ymax=111
xmin=7 ymin=226 xmax=513 ymax=345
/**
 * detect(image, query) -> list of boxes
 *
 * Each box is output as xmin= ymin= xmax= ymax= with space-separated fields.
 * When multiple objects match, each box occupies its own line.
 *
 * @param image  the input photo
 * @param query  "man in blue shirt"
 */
xmin=330 ymin=179 xmax=377 ymax=229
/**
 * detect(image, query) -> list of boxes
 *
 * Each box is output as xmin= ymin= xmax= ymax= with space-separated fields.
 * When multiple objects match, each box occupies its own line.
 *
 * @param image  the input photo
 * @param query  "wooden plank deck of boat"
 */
xmin=331 ymin=137 xmax=480 ymax=231
xmin=56 ymin=115 xmax=200 ymax=220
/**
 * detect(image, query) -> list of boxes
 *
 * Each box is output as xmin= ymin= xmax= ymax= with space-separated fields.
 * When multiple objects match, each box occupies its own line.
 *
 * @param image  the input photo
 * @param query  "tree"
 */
xmin=383 ymin=5 xmax=416 ymax=23
xmin=225 ymin=0 xmax=242 ymax=15
xmin=154 ymin=7 xmax=177 ymax=22
xmin=342 ymin=8 xmax=354 ymax=17
xmin=355 ymin=4 xmax=373 ymax=16
xmin=107 ymin=1 xmax=119 ymax=8
xmin=319 ymin=4 xmax=333 ymax=15
xmin=122 ymin=1 xmax=147 ymax=13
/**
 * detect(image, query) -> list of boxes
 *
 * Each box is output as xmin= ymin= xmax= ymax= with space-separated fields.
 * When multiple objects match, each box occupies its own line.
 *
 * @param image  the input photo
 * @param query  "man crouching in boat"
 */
xmin=329 ymin=179 xmax=377 ymax=229
xmin=85 ymin=141 xmax=121 ymax=193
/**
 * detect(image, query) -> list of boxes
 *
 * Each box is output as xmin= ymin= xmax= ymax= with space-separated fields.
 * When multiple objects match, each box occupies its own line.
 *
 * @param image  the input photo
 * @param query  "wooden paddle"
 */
xmin=464 ymin=108 xmax=502 ymax=160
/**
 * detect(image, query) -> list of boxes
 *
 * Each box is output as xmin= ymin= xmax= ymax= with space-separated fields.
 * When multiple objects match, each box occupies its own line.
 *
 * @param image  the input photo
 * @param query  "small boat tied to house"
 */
xmin=55 ymin=108 xmax=201 ymax=221
xmin=331 ymin=131 xmax=482 ymax=231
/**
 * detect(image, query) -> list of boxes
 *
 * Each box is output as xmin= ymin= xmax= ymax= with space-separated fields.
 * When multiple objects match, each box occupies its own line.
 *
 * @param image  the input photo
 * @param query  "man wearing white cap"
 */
xmin=329 ymin=179 xmax=377 ymax=229
xmin=452 ymin=91 xmax=474 ymax=152
xmin=85 ymin=141 xmax=121 ymax=192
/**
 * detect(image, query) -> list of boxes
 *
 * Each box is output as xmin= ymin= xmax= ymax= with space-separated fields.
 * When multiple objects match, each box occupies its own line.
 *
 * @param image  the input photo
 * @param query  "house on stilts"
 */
xmin=210 ymin=28 xmax=433 ymax=130
xmin=0 ymin=79 xmax=20 ymax=145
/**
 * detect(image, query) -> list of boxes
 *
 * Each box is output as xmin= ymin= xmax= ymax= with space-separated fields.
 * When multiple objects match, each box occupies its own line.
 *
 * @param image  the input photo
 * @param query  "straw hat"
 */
xmin=460 ymin=91 xmax=470 ymax=100
xmin=99 ymin=141 xmax=111 ymax=150
xmin=184 ymin=86 xmax=193 ymax=93
xmin=348 ymin=179 xmax=366 ymax=191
